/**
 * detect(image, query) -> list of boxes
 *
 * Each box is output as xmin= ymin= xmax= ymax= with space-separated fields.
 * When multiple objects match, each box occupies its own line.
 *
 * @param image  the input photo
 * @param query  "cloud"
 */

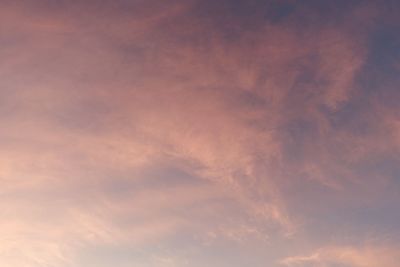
xmin=280 ymin=244 xmax=400 ymax=267
xmin=1 ymin=1 xmax=399 ymax=266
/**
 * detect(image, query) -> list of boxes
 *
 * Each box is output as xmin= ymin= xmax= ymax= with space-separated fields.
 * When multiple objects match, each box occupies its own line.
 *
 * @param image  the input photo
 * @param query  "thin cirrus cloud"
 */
xmin=0 ymin=0 xmax=400 ymax=266
xmin=280 ymin=244 xmax=400 ymax=267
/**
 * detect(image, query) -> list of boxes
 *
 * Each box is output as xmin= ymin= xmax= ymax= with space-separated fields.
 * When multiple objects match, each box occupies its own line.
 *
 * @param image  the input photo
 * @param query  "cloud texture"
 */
xmin=0 ymin=0 xmax=399 ymax=266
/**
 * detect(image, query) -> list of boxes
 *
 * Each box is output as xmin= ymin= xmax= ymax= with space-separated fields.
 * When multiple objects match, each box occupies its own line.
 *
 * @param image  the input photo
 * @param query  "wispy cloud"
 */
xmin=1 ymin=0 xmax=399 ymax=266
xmin=280 ymin=244 xmax=400 ymax=267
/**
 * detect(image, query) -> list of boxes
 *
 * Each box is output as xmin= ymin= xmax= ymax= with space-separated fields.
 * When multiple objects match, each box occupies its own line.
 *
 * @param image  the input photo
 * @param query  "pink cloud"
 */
xmin=0 ymin=1 xmax=399 ymax=266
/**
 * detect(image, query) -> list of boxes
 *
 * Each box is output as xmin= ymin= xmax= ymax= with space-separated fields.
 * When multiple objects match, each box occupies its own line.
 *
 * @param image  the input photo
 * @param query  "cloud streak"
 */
xmin=0 ymin=0 xmax=400 ymax=266
xmin=280 ymin=244 xmax=400 ymax=267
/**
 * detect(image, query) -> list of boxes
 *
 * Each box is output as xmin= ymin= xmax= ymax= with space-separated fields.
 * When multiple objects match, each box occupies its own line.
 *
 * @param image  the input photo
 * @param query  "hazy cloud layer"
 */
xmin=1 ymin=0 xmax=399 ymax=266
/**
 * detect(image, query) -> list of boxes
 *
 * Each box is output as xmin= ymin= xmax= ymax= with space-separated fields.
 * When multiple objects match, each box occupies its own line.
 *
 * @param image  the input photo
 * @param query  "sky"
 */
xmin=1 ymin=0 xmax=400 ymax=266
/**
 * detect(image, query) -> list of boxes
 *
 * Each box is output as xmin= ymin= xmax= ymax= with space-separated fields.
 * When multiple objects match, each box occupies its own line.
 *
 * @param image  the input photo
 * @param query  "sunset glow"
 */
xmin=1 ymin=1 xmax=400 ymax=266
